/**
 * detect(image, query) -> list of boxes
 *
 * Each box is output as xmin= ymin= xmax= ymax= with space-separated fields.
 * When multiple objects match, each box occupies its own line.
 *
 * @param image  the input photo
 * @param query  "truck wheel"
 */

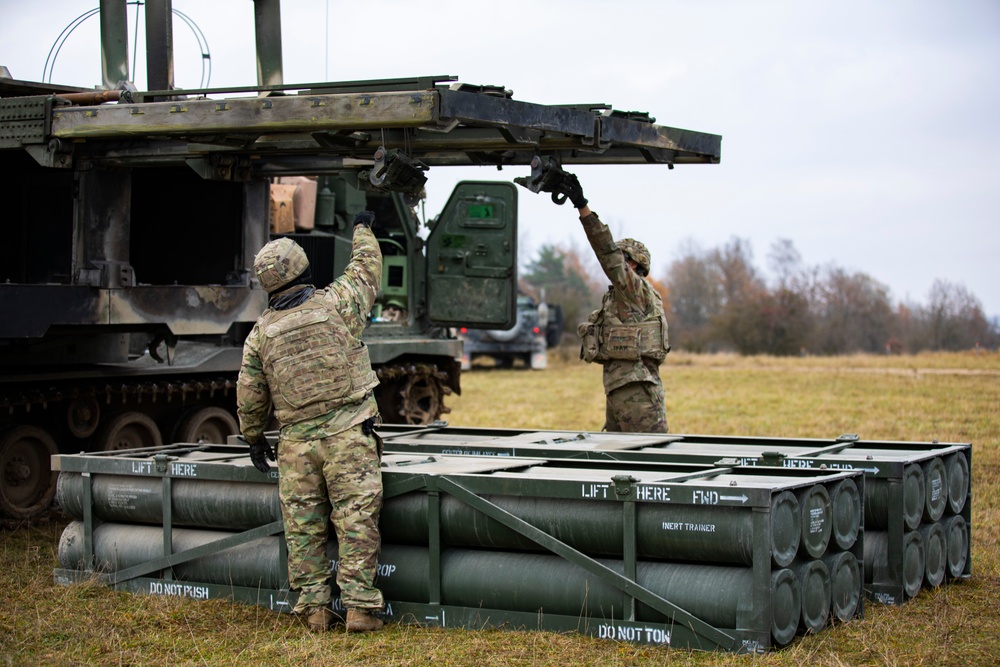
xmin=176 ymin=407 xmax=238 ymax=444
xmin=0 ymin=425 xmax=58 ymax=519
xmin=97 ymin=412 xmax=163 ymax=451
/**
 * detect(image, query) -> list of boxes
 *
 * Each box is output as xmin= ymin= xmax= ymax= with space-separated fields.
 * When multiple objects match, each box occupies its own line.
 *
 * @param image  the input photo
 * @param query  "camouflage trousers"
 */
xmin=277 ymin=423 xmax=384 ymax=613
xmin=604 ymin=380 xmax=668 ymax=433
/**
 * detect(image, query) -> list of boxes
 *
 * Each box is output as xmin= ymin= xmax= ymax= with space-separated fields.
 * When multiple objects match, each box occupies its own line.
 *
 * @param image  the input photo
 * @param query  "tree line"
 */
xmin=522 ymin=237 xmax=998 ymax=355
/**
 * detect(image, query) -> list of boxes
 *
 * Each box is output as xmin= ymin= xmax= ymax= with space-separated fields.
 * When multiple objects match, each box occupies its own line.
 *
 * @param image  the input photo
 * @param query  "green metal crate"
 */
xmin=53 ymin=443 xmax=864 ymax=653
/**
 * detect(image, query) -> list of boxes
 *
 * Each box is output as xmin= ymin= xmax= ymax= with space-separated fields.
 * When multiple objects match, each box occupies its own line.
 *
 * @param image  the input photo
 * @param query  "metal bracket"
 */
xmin=760 ymin=451 xmax=787 ymax=467
xmin=612 ymin=474 xmax=636 ymax=498
xmin=153 ymin=453 xmax=174 ymax=473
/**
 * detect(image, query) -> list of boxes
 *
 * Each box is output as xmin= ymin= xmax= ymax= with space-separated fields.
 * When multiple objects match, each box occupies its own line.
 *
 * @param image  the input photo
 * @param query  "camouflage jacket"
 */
xmin=237 ymin=225 xmax=382 ymax=442
xmin=579 ymin=211 xmax=667 ymax=394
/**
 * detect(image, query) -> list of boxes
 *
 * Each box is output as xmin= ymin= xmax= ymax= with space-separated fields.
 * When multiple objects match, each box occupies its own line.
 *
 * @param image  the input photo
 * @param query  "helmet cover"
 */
xmin=253 ymin=238 xmax=309 ymax=292
xmin=616 ymin=238 xmax=651 ymax=276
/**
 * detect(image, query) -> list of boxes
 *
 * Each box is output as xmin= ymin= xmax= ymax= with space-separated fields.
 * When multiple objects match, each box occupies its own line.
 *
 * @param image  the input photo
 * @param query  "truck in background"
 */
xmin=457 ymin=286 xmax=564 ymax=370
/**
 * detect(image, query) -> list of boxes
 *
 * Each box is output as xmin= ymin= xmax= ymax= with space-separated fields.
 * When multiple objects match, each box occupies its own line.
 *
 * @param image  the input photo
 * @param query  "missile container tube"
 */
xmin=53 ymin=442 xmax=865 ymax=652
xmin=376 ymin=425 xmax=972 ymax=605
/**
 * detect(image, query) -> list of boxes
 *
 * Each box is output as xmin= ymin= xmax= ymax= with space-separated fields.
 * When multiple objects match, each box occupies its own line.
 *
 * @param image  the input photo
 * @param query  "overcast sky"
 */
xmin=3 ymin=0 xmax=998 ymax=317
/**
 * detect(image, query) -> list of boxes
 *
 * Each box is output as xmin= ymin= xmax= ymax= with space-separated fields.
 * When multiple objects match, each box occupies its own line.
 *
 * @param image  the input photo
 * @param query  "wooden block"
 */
xmin=269 ymin=184 xmax=297 ymax=234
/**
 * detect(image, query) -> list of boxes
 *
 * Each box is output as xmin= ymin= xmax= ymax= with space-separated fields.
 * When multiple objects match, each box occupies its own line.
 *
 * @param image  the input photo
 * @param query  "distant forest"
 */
xmin=522 ymin=237 xmax=998 ymax=355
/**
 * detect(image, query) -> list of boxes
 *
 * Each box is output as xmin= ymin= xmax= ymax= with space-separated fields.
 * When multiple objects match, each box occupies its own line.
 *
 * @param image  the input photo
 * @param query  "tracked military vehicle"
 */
xmin=0 ymin=0 xmax=720 ymax=518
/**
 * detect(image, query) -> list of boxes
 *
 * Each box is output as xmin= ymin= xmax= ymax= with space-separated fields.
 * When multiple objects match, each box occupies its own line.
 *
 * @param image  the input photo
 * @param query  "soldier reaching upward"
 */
xmin=236 ymin=211 xmax=386 ymax=633
xmin=537 ymin=168 xmax=670 ymax=433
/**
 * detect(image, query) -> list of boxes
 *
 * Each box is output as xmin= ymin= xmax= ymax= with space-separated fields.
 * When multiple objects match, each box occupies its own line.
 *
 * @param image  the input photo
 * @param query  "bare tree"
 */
xmin=709 ymin=237 xmax=770 ymax=354
xmin=660 ymin=237 xmax=993 ymax=356
xmin=920 ymin=279 xmax=994 ymax=351
xmin=758 ymin=287 xmax=814 ymax=356
xmin=813 ymin=267 xmax=894 ymax=353
xmin=769 ymin=239 xmax=803 ymax=289
xmin=662 ymin=241 xmax=724 ymax=352
xmin=764 ymin=239 xmax=816 ymax=354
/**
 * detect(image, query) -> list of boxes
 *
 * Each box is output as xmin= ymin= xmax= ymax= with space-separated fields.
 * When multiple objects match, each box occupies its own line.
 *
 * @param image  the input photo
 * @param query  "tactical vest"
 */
xmin=578 ymin=286 xmax=670 ymax=365
xmin=258 ymin=298 xmax=378 ymax=425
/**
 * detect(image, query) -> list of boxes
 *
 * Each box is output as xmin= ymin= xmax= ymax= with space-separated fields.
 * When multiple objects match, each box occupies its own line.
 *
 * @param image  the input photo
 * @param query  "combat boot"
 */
xmin=305 ymin=606 xmax=335 ymax=632
xmin=346 ymin=608 xmax=384 ymax=632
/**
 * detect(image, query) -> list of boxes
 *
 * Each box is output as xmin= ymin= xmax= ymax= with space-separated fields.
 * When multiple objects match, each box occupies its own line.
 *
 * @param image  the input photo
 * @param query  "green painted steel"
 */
xmin=377 ymin=426 xmax=971 ymax=485
xmin=769 ymin=491 xmax=803 ymax=567
xmin=823 ymin=551 xmax=862 ymax=622
xmin=829 ymin=478 xmax=862 ymax=551
xmin=437 ymin=549 xmax=801 ymax=647
xmin=58 ymin=468 xmax=803 ymax=568
xmin=942 ymin=515 xmax=969 ymax=579
xmin=99 ymin=0 xmax=129 ymax=90
xmin=376 ymin=424 xmax=973 ymax=606
xmin=378 ymin=544 xmax=801 ymax=642
xmin=798 ymin=484 xmax=832 ymax=559
xmin=793 ymin=560 xmax=831 ymax=633
xmin=371 ymin=544 xmax=430 ymax=602
xmin=380 ymin=489 xmax=802 ymax=567
xmin=945 ymin=452 xmax=970 ymax=515
xmin=52 ymin=444 xmax=867 ymax=651
xmin=57 ymin=473 xmax=279 ymax=530
xmin=922 ymin=457 xmax=948 ymax=523
xmin=918 ymin=521 xmax=947 ymax=588
xmin=866 ymin=530 xmax=924 ymax=600
xmin=59 ymin=521 xmax=284 ymax=589
xmin=865 ymin=464 xmax=924 ymax=530
xmin=253 ymin=0 xmax=283 ymax=87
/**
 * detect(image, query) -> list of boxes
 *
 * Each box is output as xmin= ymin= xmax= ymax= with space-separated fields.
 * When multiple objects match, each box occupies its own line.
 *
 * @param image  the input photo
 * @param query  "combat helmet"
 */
xmin=253 ymin=238 xmax=310 ymax=293
xmin=616 ymin=238 xmax=650 ymax=277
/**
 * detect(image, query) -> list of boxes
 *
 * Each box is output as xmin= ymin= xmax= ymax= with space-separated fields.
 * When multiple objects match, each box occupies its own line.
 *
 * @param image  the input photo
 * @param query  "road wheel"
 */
xmin=400 ymin=375 xmax=442 ymax=425
xmin=176 ymin=407 xmax=238 ymax=444
xmin=97 ymin=412 xmax=163 ymax=451
xmin=0 ymin=425 xmax=59 ymax=519
xmin=66 ymin=394 xmax=101 ymax=438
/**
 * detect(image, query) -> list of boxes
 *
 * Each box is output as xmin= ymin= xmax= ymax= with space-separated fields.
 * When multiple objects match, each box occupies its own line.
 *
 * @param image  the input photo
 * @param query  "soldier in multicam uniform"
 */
xmin=550 ymin=173 xmax=670 ymax=433
xmin=236 ymin=210 xmax=386 ymax=633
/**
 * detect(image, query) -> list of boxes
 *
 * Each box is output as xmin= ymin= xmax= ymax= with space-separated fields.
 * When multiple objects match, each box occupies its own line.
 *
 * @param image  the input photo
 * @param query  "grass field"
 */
xmin=2 ymin=351 xmax=998 ymax=666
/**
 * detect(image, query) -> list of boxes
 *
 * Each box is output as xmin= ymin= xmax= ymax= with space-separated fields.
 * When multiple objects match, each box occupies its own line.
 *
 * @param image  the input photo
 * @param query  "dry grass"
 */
xmin=2 ymin=351 xmax=998 ymax=666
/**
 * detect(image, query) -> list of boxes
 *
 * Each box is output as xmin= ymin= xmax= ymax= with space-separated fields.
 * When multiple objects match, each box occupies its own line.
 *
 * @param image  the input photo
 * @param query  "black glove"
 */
xmin=237 ymin=435 xmax=275 ymax=473
xmin=561 ymin=173 xmax=588 ymax=209
xmin=353 ymin=210 xmax=376 ymax=228
xmin=513 ymin=157 xmax=589 ymax=208
xmin=361 ymin=417 xmax=383 ymax=459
